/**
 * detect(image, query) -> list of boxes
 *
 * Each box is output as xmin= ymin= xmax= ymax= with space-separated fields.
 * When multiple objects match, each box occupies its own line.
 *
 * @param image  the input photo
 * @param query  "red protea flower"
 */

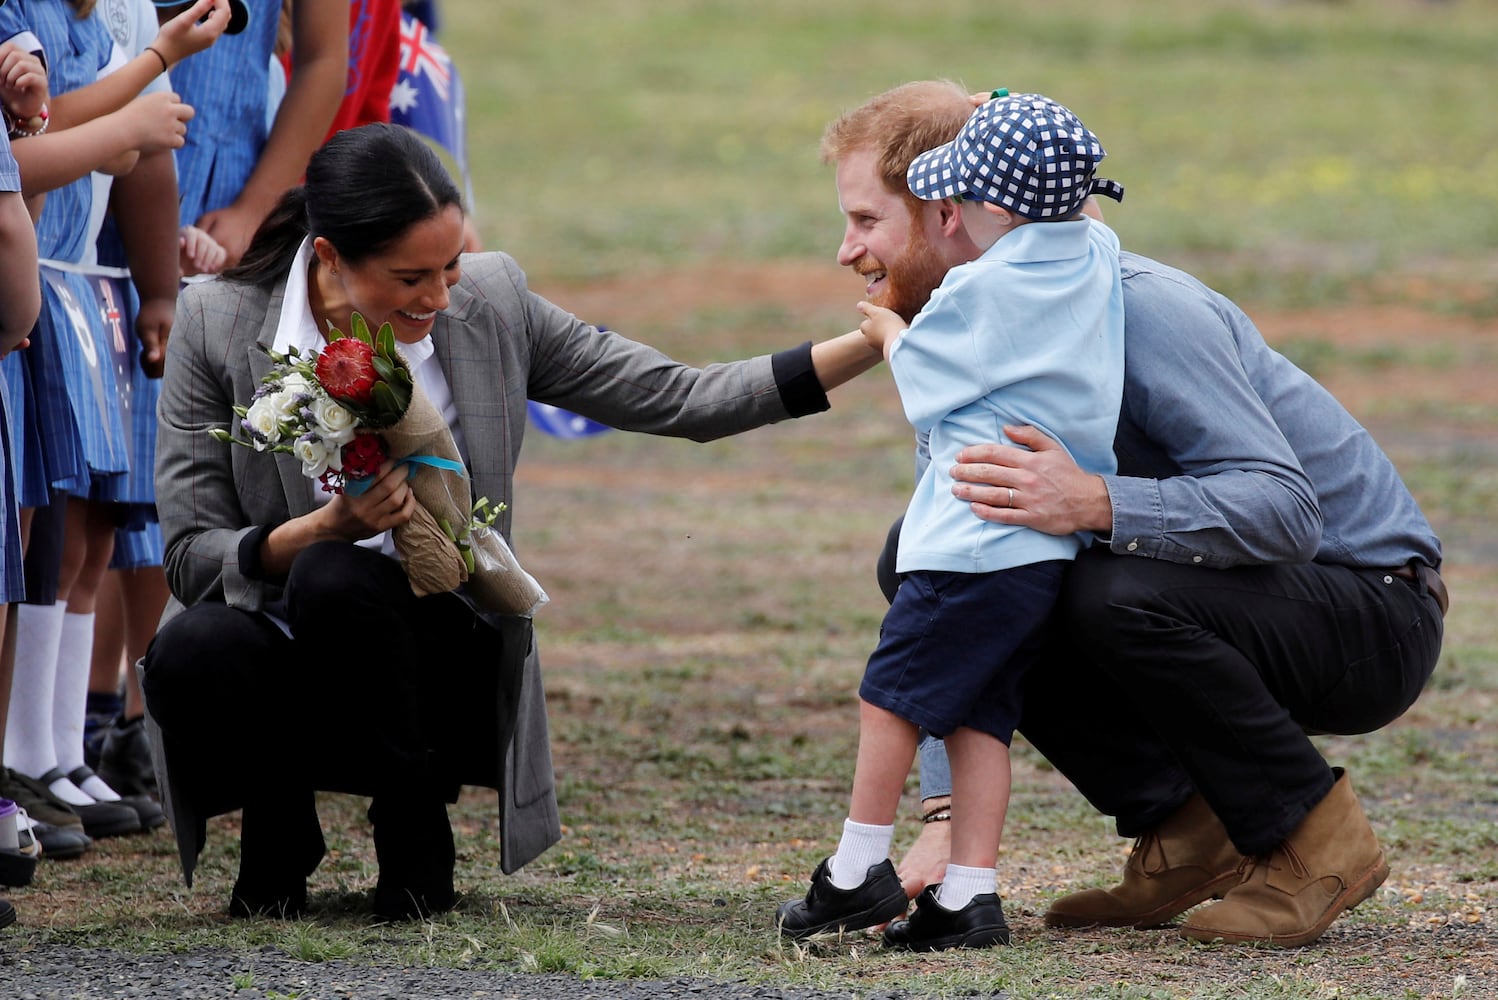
xmin=315 ymin=336 xmax=380 ymax=406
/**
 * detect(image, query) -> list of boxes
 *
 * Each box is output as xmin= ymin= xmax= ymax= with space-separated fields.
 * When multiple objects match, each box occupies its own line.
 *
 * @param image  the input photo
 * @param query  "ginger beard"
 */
xmin=863 ymin=210 xmax=951 ymax=324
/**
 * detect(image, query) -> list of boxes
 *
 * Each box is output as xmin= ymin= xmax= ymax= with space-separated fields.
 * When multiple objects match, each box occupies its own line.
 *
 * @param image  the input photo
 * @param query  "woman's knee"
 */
xmin=141 ymin=604 xmax=275 ymax=728
xmin=285 ymin=541 xmax=405 ymax=621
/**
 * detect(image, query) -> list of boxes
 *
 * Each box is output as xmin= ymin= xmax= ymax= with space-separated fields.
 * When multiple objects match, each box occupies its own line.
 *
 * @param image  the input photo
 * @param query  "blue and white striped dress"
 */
xmin=0 ymin=132 xmax=25 ymax=600
xmin=0 ymin=0 xmax=128 ymax=498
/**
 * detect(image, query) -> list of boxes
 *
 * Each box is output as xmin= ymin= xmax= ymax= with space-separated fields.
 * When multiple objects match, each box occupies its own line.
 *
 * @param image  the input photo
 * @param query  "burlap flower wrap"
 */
xmin=379 ymin=360 xmax=548 ymax=617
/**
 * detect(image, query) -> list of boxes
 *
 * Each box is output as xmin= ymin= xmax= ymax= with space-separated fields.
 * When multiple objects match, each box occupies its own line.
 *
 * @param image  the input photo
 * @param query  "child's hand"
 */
xmin=0 ymin=43 xmax=50 ymax=126
xmin=117 ymin=90 xmax=195 ymax=154
xmin=857 ymin=300 xmax=907 ymax=360
xmin=179 ymin=224 xmax=226 ymax=276
xmin=152 ymin=0 xmax=233 ymax=66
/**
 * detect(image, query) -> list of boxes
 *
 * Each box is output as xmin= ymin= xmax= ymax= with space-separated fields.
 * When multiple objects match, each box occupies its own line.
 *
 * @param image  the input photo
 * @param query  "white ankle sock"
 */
xmin=4 ymin=603 xmax=66 ymax=780
xmin=935 ymin=863 xmax=996 ymax=911
xmin=828 ymin=818 xmax=894 ymax=889
xmin=52 ymin=612 xmax=119 ymax=801
xmin=53 ymin=612 xmax=99 ymax=775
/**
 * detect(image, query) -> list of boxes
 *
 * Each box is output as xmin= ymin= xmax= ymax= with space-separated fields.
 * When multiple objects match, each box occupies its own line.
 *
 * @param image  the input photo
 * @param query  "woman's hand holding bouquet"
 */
xmin=211 ymin=313 xmax=547 ymax=615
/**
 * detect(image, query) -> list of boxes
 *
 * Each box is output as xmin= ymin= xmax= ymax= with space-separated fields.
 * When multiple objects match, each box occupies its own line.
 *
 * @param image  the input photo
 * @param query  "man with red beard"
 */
xmin=821 ymin=80 xmax=1445 ymax=949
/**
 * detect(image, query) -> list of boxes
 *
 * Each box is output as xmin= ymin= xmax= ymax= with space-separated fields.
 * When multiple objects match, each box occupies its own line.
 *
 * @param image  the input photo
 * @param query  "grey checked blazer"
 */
xmin=147 ymin=251 xmax=803 ymax=885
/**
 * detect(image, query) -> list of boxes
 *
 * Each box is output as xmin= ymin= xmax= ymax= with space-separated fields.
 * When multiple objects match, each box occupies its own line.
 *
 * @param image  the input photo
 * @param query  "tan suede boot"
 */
xmin=1181 ymin=768 xmax=1389 ymax=948
xmin=1045 ymin=793 xmax=1244 ymax=929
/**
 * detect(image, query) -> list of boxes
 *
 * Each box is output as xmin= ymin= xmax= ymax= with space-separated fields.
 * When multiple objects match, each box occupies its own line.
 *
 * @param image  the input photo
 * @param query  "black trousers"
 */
xmin=880 ymin=521 xmax=1443 ymax=855
xmin=143 ymin=542 xmax=511 ymax=883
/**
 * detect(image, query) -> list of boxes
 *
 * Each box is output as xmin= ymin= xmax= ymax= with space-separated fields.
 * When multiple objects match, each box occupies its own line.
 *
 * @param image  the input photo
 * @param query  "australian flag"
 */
xmin=389 ymin=10 xmax=471 ymax=205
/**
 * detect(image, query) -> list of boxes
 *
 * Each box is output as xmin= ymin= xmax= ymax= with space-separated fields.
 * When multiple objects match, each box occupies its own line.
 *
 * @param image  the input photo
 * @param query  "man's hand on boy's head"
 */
xmin=856 ymin=300 xmax=906 ymax=361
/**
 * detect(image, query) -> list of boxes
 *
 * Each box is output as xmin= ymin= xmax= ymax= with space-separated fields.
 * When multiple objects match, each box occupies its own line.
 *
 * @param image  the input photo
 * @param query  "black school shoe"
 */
xmin=775 ymin=858 xmax=909 ymax=939
xmin=66 ymin=767 xmax=165 ymax=831
xmin=34 ymin=769 xmax=139 ymax=838
xmin=881 ymin=885 xmax=1011 ymax=951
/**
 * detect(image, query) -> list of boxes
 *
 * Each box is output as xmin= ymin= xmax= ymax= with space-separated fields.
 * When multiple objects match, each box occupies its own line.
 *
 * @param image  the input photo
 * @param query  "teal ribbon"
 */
xmin=342 ymin=453 xmax=467 ymax=497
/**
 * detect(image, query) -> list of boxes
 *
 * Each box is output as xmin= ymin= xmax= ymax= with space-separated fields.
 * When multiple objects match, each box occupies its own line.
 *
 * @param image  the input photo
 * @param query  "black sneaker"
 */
xmin=0 ymin=897 xmax=14 ymax=930
xmin=97 ymin=716 xmax=159 ymax=800
xmin=881 ymin=885 xmax=1011 ymax=951
xmin=775 ymin=858 xmax=909 ymax=940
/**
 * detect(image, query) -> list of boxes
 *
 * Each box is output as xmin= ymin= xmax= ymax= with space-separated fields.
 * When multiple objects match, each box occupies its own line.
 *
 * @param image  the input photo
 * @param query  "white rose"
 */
xmin=281 ymin=371 xmax=314 ymax=398
xmin=244 ymin=394 xmax=284 ymax=449
xmin=266 ymin=386 xmax=303 ymax=422
xmin=292 ymin=433 xmax=332 ymax=479
xmin=309 ymin=395 xmax=358 ymax=447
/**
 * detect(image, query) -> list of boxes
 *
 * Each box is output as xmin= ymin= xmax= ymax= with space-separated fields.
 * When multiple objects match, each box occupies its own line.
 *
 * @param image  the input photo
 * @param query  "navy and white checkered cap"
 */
xmin=906 ymin=93 xmax=1124 ymax=219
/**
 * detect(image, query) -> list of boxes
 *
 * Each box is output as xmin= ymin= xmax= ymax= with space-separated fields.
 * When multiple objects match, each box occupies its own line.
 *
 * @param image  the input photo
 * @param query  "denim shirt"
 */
xmin=915 ymin=250 xmax=1441 ymax=796
xmin=1101 ymin=252 xmax=1438 ymax=571
xmin=914 ymin=250 xmax=1440 ymax=571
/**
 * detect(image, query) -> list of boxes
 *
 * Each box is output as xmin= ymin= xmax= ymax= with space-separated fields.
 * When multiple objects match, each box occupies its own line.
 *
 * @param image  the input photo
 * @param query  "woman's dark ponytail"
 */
xmin=222 ymin=187 xmax=313 ymax=287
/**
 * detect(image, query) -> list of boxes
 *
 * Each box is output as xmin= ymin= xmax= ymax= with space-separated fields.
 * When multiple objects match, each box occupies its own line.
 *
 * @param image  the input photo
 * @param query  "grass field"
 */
xmin=8 ymin=1 xmax=1498 ymax=997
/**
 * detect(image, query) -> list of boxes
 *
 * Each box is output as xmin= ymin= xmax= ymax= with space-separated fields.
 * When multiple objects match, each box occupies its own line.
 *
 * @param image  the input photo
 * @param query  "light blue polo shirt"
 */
xmin=888 ymin=217 xmax=1124 ymax=574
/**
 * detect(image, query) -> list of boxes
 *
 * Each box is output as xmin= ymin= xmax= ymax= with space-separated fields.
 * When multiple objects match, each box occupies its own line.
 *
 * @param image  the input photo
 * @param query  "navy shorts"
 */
xmin=860 ymin=560 xmax=1067 ymax=743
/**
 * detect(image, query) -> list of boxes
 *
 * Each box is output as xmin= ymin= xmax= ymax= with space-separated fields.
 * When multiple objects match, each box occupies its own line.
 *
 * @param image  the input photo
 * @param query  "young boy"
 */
xmin=776 ymin=93 xmax=1126 ymax=951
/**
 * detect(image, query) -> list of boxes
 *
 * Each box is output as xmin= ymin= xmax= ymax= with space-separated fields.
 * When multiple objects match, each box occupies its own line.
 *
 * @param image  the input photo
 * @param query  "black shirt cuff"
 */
xmin=237 ymin=524 xmax=273 ymax=580
xmin=771 ymin=342 xmax=830 ymax=418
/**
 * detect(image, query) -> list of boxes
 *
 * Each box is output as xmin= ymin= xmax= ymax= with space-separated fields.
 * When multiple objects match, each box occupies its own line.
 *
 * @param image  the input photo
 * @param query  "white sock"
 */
xmin=54 ymin=612 xmax=120 ymax=801
xmin=4 ymin=603 xmax=65 ymax=779
xmin=828 ymin=818 xmax=894 ymax=889
xmin=935 ymin=863 xmax=996 ymax=911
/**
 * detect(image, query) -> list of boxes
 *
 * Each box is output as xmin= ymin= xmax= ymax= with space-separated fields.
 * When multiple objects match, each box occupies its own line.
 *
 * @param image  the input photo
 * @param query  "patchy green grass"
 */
xmin=445 ymin=0 xmax=1498 ymax=310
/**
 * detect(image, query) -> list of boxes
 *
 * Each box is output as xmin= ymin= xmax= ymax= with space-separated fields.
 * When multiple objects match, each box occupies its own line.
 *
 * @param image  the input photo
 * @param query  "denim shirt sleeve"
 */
xmin=1101 ymin=265 xmax=1323 ymax=568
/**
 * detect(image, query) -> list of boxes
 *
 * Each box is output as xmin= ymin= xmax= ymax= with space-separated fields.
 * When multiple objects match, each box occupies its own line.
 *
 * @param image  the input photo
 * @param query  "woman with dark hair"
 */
xmin=142 ymin=122 xmax=880 ymax=920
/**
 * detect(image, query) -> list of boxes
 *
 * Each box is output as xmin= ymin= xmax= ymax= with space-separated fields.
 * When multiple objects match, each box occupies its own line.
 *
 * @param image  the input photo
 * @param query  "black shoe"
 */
xmin=881 ymin=885 xmax=1011 ymax=951
xmin=97 ymin=716 xmax=159 ymax=800
xmin=31 ymin=820 xmax=91 ymax=860
xmin=370 ymin=797 xmax=457 ymax=921
xmin=230 ymin=795 xmax=325 ymax=919
xmin=775 ymin=858 xmax=909 ymax=940
xmin=66 ymin=767 xmax=165 ymax=831
xmin=0 ymin=849 xmax=36 ymax=888
xmin=82 ymin=709 xmax=119 ymax=771
xmin=0 ymin=897 xmax=15 ymax=929
xmin=35 ymin=770 xmax=140 ymax=838
xmin=0 ymin=769 xmax=85 ymax=832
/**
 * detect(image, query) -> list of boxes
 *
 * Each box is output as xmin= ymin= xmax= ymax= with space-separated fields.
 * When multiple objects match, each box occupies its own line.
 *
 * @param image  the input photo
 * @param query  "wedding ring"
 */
xmin=1007 ymin=487 xmax=1016 ymax=508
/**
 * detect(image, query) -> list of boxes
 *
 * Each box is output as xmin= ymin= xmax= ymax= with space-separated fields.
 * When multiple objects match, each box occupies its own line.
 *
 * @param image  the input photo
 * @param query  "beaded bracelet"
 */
xmin=4 ymin=103 xmax=49 ymax=139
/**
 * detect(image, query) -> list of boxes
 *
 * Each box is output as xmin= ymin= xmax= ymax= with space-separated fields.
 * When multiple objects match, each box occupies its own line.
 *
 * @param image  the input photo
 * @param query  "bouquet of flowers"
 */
xmin=210 ymin=313 xmax=548 ymax=616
